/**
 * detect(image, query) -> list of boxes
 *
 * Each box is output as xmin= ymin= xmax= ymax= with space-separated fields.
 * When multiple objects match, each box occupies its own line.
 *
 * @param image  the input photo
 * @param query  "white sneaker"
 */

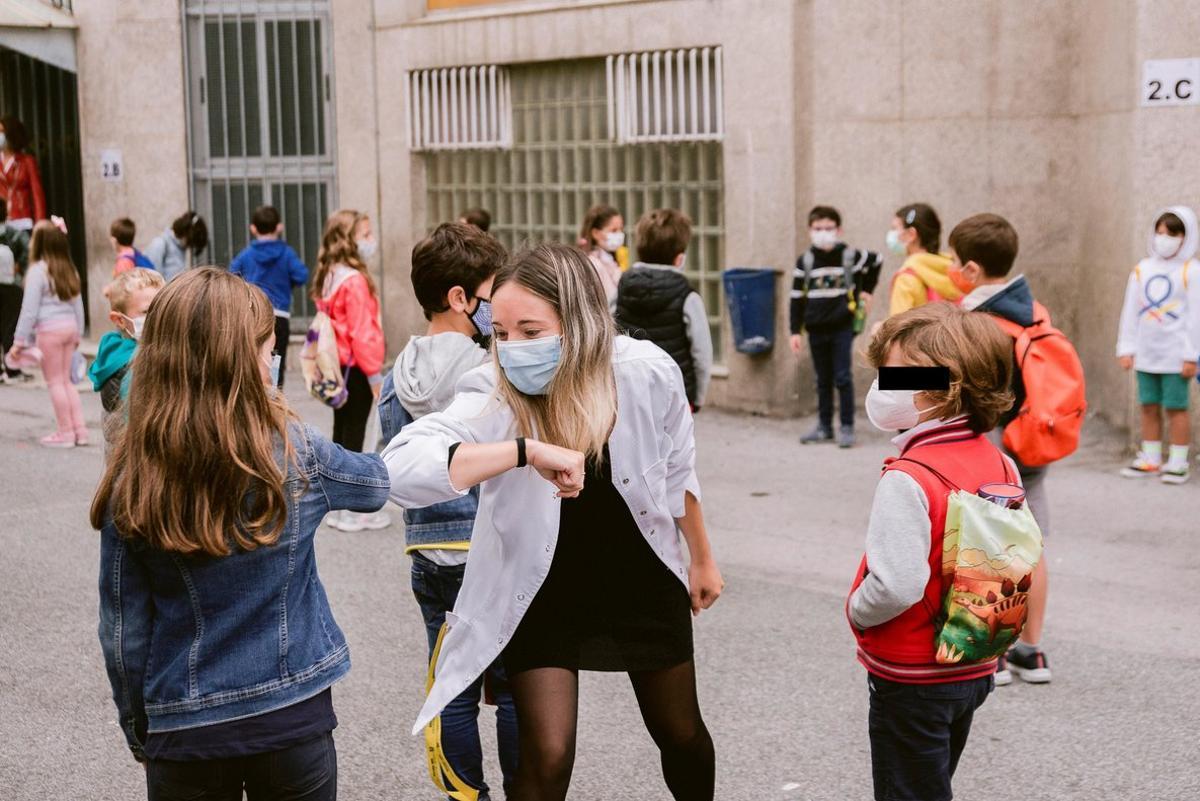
xmin=355 ymin=510 xmax=392 ymax=530
xmin=1161 ymin=463 xmax=1190 ymax=485
xmin=328 ymin=510 xmax=365 ymax=532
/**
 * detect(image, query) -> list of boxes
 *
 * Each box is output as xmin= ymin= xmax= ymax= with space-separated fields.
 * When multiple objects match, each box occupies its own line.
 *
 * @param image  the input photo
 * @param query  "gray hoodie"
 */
xmin=391 ymin=332 xmax=490 ymax=420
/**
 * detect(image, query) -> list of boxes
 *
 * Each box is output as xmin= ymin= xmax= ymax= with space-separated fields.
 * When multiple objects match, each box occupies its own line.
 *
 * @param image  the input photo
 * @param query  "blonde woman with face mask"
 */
xmin=384 ymin=242 xmax=723 ymax=801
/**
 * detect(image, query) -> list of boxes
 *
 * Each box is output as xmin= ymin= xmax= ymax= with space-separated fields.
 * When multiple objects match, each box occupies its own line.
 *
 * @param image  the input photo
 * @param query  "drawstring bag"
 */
xmin=300 ymin=271 xmax=354 ymax=409
xmin=897 ymin=456 xmax=1044 ymax=665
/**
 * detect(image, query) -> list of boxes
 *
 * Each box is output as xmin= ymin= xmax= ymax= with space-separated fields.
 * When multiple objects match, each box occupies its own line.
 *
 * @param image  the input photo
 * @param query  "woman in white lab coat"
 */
xmin=383 ymin=242 xmax=723 ymax=801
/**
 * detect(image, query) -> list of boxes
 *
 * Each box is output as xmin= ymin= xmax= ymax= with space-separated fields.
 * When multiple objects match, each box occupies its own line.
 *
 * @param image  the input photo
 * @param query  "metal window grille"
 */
xmin=408 ymin=66 xmax=513 ymax=151
xmin=182 ymin=0 xmax=336 ymax=328
xmin=424 ymin=59 xmax=726 ymax=361
xmin=607 ymin=47 xmax=724 ymax=144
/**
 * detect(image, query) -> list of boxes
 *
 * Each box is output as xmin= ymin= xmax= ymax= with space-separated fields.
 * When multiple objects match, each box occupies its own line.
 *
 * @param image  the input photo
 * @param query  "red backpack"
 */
xmin=991 ymin=302 xmax=1086 ymax=467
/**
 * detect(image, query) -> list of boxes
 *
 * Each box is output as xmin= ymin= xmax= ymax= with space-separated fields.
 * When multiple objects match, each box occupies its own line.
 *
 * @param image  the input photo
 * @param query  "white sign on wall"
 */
xmin=100 ymin=149 xmax=124 ymax=182
xmin=1141 ymin=59 xmax=1200 ymax=107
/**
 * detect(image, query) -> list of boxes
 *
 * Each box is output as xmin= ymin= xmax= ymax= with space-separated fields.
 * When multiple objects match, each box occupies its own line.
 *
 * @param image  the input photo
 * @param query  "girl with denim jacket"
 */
xmin=91 ymin=268 xmax=390 ymax=800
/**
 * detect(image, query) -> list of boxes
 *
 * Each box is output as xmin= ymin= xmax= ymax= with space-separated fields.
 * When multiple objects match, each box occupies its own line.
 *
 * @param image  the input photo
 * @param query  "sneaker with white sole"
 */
xmin=1161 ymin=463 xmax=1189 ymax=484
xmin=1119 ymin=454 xmax=1160 ymax=478
xmin=326 ymin=510 xmax=363 ymax=532
xmin=994 ymin=654 xmax=1013 ymax=687
xmin=1007 ymin=647 xmax=1051 ymax=684
xmin=354 ymin=511 xmax=392 ymax=530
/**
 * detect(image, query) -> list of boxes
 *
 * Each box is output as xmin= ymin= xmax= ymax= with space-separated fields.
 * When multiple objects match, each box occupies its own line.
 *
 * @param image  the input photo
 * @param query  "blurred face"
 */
xmin=947 ymin=248 xmax=983 ymax=291
xmin=490 ymin=282 xmax=562 ymax=342
xmin=109 ymin=286 xmax=160 ymax=337
xmin=591 ymin=215 xmax=624 ymax=251
xmin=809 ymin=218 xmax=840 ymax=251
xmin=884 ymin=342 xmax=941 ymax=419
xmin=354 ymin=216 xmax=373 ymax=242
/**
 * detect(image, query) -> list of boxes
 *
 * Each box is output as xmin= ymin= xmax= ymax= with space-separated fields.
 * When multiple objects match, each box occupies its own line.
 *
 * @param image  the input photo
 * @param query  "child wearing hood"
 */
xmin=885 ymin=203 xmax=961 ymax=316
xmin=376 ymin=222 xmax=518 ymax=800
xmin=89 ymin=268 xmax=164 ymax=449
xmin=229 ymin=206 xmax=309 ymax=387
xmin=1116 ymin=206 xmax=1200 ymax=484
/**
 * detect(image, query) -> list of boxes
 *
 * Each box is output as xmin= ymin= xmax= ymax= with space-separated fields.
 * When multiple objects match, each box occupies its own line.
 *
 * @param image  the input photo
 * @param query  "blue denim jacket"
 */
xmin=378 ymin=371 xmax=478 ymax=550
xmin=97 ymin=424 xmax=390 ymax=759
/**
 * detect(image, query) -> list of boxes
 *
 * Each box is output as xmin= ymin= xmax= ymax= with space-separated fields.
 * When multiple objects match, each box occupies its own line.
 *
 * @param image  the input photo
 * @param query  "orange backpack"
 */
xmin=991 ymin=302 xmax=1086 ymax=467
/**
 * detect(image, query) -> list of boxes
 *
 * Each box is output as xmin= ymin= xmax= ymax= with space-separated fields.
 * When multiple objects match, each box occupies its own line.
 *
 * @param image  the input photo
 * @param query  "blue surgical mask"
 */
xmin=886 ymin=229 xmax=906 ymax=255
xmin=497 ymin=335 xmax=562 ymax=396
xmin=263 ymin=353 xmax=281 ymax=386
xmin=469 ymin=297 xmax=493 ymax=338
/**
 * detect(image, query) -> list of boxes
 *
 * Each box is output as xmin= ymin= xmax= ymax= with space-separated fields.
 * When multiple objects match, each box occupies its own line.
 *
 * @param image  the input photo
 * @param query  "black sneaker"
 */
xmin=1007 ymin=647 xmax=1051 ymax=684
xmin=994 ymin=654 xmax=1012 ymax=686
xmin=800 ymin=425 xmax=834 ymax=444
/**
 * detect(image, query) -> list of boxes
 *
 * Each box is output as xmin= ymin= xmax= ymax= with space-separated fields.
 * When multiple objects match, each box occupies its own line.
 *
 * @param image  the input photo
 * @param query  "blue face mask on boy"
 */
xmin=497 ymin=335 xmax=562 ymax=396
xmin=469 ymin=297 xmax=494 ymax=338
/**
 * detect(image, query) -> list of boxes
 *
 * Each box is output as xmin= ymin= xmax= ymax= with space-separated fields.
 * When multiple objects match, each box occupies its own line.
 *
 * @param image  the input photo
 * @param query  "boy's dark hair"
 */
xmin=0 ymin=117 xmax=29 ymax=153
xmin=948 ymin=214 xmax=1019 ymax=278
xmin=251 ymin=205 xmax=282 ymax=235
xmin=110 ymin=217 xmax=136 ymax=247
xmin=460 ymin=208 xmax=491 ymax=233
xmin=411 ymin=222 xmax=508 ymax=320
xmin=896 ymin=203 xmax=942 ymax=253
xmin=868 ymin=303 xmax=1014 ymax=434
xmin=1155 ymin=212 xmax=1185 ymax=236
xmin=807 ymin=205 xmax=842 ymax=227
xmin=636 ymin=209 xmax=692 ymax=265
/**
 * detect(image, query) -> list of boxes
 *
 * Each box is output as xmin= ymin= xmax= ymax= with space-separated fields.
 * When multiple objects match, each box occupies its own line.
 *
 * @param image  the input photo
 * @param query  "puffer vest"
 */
xmin=614 ymin=266 xmax=698 ymax=404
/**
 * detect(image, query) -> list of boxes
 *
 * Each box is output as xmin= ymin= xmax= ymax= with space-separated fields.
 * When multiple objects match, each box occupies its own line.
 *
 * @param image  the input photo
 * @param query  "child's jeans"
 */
xmin=36 ymin=324 xmax=84 ymax=435
xmin=808 ymin=327 xmax=856 ymax=429
xmin=867 ymin=674 xmax=993 ymax=801
xmin=411 ymin=552 xmax=519 ymax=799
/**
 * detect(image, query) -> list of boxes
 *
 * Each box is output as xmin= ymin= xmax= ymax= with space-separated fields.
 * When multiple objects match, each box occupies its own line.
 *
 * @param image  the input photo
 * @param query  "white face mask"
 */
xmin=810 ymin=229 xmax=838 ymax=251
xmin=120 ymin=313 xmax=146 ymax=340
xmin=356 ymin=238 xmax=378 ymax=259
xmin=1153 ymin=233 xmax=1183 ymax=260
xmin=865 ymin=378 xmax=922 ymax=432
xmin=603 ymin=231 xmax=625 ymax=253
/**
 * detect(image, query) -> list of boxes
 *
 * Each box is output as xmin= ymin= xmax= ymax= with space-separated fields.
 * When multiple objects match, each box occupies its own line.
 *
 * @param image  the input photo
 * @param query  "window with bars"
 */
xmin=423 ymin=59 xmax=726 ymax=360
xmin=183 ymin=1 xmax=335 ymax=328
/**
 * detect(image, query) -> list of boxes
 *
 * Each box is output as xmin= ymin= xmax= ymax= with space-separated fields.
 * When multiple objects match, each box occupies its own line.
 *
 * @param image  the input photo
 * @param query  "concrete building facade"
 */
xmin=14 ymin=0 xmax=1200 ymax=437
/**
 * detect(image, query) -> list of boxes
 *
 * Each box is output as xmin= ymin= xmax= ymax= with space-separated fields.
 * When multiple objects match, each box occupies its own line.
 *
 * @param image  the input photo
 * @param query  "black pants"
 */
xmin=0 ymin=284 xmax=23 ymax=377
xmin=146 ymin=732 xmax=336 ymax=801
xmin=808 ymin=327 xmax=855 ymax=429
xmin=867 ymin=675 xmax=992 ymax=801
xmin=332 ymin=366 xmax=372 ymax=453
xmin=273 ymin=315 xmax=291 ymax=389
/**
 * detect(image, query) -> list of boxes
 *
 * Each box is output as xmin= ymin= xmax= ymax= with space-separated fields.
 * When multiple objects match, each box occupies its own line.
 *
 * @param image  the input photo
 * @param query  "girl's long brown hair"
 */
xmin=30 ymin=220 xmax=80 ymax=301
xmin=89 ymin=268 xmax=297 ymax=557
xmin=311 ymin=209 xmax=376 ymax=300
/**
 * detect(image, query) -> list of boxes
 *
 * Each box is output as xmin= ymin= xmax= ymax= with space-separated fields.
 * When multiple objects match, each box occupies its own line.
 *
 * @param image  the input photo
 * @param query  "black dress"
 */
xmin=503 ymin=445 xmax=693 ymax=674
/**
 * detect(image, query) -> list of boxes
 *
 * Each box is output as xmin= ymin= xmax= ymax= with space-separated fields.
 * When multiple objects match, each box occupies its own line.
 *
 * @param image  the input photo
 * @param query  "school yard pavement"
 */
xmin=2 ymin=371 xmax=1198 ymax=801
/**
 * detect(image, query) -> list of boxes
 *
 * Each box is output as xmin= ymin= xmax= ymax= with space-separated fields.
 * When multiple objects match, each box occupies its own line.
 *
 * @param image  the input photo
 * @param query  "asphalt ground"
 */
xmin=2 ymin=368 xmax=1198 ymax=800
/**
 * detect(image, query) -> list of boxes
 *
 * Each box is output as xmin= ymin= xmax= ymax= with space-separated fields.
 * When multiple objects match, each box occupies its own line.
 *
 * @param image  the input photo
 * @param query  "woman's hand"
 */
xmin=527 ymin=439 xmax=586 ymax=498
xmin=688 ymin=557 xmax=724 ymax=616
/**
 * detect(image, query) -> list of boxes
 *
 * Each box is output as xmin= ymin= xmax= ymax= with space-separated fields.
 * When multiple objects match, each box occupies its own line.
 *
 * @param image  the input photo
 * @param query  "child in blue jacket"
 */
xmin=230 ymin=205 xmax=309 ymax=387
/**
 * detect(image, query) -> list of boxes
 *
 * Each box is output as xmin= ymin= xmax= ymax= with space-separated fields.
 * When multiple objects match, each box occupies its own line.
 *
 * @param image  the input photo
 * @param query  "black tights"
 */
xmin=508 ymin=661 xmax=715 ymax=801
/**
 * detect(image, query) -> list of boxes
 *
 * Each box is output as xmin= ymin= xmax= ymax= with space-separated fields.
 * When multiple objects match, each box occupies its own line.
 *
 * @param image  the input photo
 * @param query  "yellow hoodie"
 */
xmin=888 ymin=251 xmax=961 ymax=316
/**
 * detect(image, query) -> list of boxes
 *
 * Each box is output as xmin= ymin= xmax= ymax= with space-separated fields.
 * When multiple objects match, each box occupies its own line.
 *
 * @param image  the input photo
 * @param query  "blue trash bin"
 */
xmin=722 ymin=268 xmax=777 ymax=355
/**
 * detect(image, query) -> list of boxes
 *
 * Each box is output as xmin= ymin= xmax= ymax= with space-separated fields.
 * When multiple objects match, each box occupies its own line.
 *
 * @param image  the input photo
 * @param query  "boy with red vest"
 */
xmin=849 ymin=303 xmax=1018 ymax=801
xmin=949 ymin=213 xmax=1059 ymax=686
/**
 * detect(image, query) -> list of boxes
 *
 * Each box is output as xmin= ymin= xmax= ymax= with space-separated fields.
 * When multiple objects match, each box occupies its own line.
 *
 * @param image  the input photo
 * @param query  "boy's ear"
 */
xmin=108 ymin=309 xmax=125 ymax=330
xmin=965 ymin=260 xmax=985 ymax=282
xmin=673 ymin=251 xmax=686 ymax=268
xmin=445 ymin=285 xmax=469 ymax=312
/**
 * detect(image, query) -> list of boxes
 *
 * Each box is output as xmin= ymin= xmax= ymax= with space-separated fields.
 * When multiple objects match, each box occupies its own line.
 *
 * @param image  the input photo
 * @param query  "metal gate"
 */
xmin=0 ymin=44 xmax=87 ymax=323
xmin=181 ymin=0 xmax=336 ymax=329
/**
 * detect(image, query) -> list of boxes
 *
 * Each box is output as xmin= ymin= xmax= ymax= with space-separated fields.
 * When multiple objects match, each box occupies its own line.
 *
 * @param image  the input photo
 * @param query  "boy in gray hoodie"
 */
xmin=377 ymin=222 xmax=515 ymax=801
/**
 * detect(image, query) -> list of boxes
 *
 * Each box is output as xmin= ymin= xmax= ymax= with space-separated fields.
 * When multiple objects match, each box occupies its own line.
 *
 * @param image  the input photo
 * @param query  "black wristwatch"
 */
xmin=516 ymin=437 xmax=527 ymax=468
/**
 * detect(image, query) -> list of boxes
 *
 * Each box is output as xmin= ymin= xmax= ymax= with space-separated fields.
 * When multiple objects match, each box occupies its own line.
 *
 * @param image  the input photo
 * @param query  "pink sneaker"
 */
xmin=40 ymin=432 xmax=76 ymax=449
xmin=75 ymin=428 xmax=90 ymax=446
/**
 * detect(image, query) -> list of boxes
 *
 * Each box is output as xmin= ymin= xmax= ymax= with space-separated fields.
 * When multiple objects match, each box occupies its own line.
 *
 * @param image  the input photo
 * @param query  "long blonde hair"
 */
xmin=311 ymin=209 xmax=376 ymax=300
xmin=30 ymin=220 xmax=80 ymax=301
xmin=492 ymin=243 xmax=617 ymax=461
xmin=90 ymin=268 xmax=297 ymax=557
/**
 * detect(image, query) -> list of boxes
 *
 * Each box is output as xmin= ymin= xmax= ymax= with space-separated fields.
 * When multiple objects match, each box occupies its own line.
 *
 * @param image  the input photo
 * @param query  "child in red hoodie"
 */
xmin=848 ymin=303 xmax=1018 ymax=801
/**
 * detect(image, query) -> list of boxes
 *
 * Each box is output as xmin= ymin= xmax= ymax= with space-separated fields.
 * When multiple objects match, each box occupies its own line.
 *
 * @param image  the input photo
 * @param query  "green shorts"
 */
xmin=1136 ymin=371 xmax=1191 ymax=410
